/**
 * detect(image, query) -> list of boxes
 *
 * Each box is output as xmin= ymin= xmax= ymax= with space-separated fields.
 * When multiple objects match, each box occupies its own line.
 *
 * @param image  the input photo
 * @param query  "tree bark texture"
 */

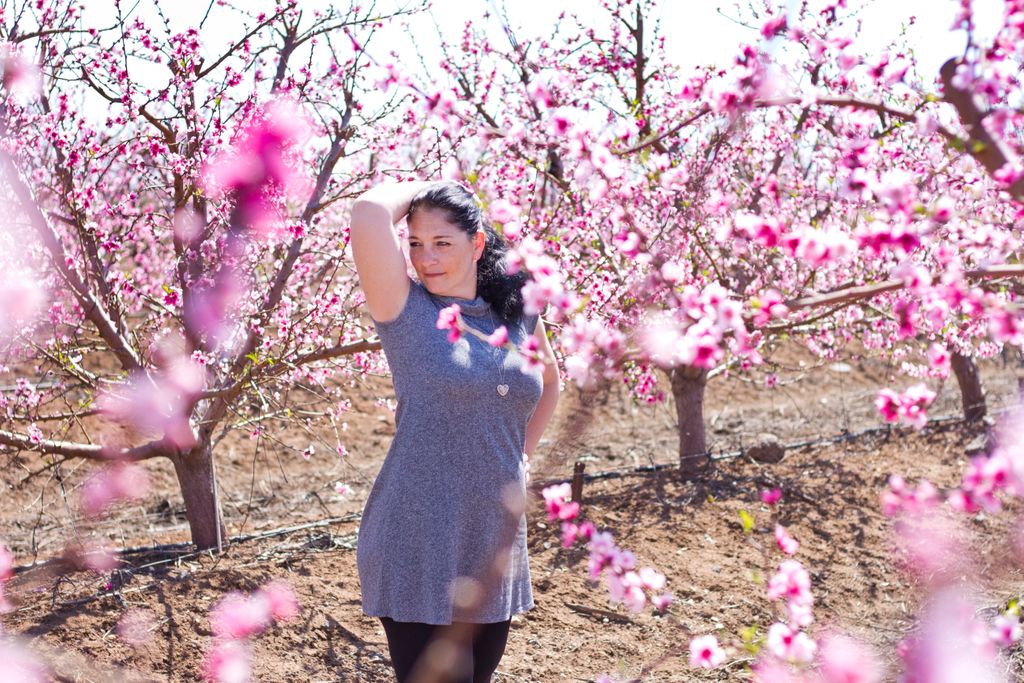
xmin=171 ymin=441 xmax=227 ymax=551
xmin=951 ymin=352 xmax=986 ymax=422
xmin=669 ymin=365 xmax=708 ymax=475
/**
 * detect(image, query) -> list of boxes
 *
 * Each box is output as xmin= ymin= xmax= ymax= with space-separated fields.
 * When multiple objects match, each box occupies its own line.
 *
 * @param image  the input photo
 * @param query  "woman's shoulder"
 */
xmin=372 ymin=278 xmax=433 ymax=329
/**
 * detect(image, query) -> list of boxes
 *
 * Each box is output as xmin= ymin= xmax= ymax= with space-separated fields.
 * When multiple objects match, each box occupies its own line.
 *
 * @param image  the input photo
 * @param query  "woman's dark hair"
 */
xmin=408 ymin=181 xmax=528 ymax=323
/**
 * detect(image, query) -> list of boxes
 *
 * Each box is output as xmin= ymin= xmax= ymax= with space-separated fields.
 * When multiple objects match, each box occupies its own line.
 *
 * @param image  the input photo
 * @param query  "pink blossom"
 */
xmin=875 ymin=384 xmax=935 ymax=430
xmin=751 ymin=289 xmax=788 ymax=328
xmin=210 ymin=591 xmax=271 ymax=640
xmin=0 ymin=640 xmax=48 ymax=682
xmin=637 ymin=566 xmax=666 ymax=592
xmin=767 ymin=560 xmax=814 ymax=615
xmin=560 ymin=519 xmax=595 ymax=548
xmin=519 ymin=335 xmax=545 ymax=374
xmin=761 ymin=488 xmax=783 ymax=505
xmin=774 ymin=525 xmax=799 ymax=555
xmin=435 ymin=304 xmax=462 ymax=343
xmin=201 ymin=641 xmax=252 ymax=683
xmin=488 ymin=199 xmax=520 ymax=224
xmin=875 ymin=388 xmax=901 ymax=422
xmin=486 ymin=326 xmax=509 ymax=347
xmin=766 ymin=622 xmax=816 ymax=662
xmin=0 ymin=542 xmax=13 ymax=581
xmin=689 ymin=634 xmax=726 ymax=668
xmin=256 ymin=579 xmax=300 ymax=623
xmin=203 ymin=100 xmax=309 ymax=234
xmin=650 ymin=593 xmax=674 ymax=611
xmin=334 ymin=482 xmax=353 ymax=497
xmin=927 ymin=344 xmax=951 ymax=376
xmin=989 ymin=613 xmax=1022 ymax=648
xmin=542 ymin=483 xmax=579 ymax=522
xmin=880 ymin=475 xmax=939 ymax=517
xmin=101 ymin=356 xmax=205 ymax=448
xmin=606 ymin=570 xmax=647 ymax=612
xmin=761 ymin=15 xmax=788 ymax=38
xmin=80 ymin=463 xmax=150 ymax=518
xmin=818 ymin=633 xmax=882 ymax=683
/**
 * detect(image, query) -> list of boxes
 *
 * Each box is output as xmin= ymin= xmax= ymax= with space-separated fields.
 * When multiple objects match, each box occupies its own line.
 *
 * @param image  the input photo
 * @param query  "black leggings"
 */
xmin=379 ymin=617 xmax=512 ymax=683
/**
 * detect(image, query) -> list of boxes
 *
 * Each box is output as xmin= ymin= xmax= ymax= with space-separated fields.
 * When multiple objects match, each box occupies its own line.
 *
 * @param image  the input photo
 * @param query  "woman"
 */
xmin=349 ymin=180 xmax=560 ymax=683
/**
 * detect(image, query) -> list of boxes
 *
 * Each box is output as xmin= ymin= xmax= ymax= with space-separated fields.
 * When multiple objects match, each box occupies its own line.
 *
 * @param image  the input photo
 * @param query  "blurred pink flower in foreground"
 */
xmin=201 ymin=641 xmax=252 ymax=683
xmin=761 ymin=488 xmax=783 ymax=505
xmin=118 ymin=609 xmax=159 ymax=647
xmin=898 ymin=589 xmax=1003 ymax=683
xmin=0 ymin=639 xmax=48 ymax=682
xmin=988 ymin=614 xmax=1022 ymax=648
xmin=689 ymin=634 xmax=726 ymax=668
xmin=100 ymin=353 xmax=205 ymax=448
xmin=774 ymin=525 xmax=799 ymax=555
xmin=435 ymin=304 xmax=462 ymax=343
xmin=766 ymin=622 xmax=816 ymax=662
xmin=203 ymin=100 xmax=310 ymax=234
xmin=210 ymin=591 xmax=271 ymax=640
xmin=818 ymin=632 xmax=883 ymax=683
xmin=258 ymin=579 xmax=300 ymax=623
xmin=79 ymin=463 xmax=150 ymax=518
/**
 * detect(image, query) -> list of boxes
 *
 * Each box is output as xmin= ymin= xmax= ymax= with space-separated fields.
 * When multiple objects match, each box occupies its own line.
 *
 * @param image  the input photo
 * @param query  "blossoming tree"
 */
xmin=394 ymin=0 xmax=1024 ymax=469
xmin=0 ymin=0 xmax=426 ymax=550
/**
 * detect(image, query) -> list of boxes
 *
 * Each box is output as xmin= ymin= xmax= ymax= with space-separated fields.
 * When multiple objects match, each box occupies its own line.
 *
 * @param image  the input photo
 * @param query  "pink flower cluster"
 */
xmin=0 ymin=541 xmax=14 ymax=614
xmin=541 ymin=483 xmax=672 ymax=614
xmin=767 ymin=559 xmax=814 ymax=628
xmin=435 ymin=304 xmax=462 ymax=343
xmin=203 ymin=100 xmax=309 ymax=235
xmin=880 ymin=476 xmax=939 ymax=517
xmin=202 ymin=579 xmax=299 ymax=683
xmin=510 ymin=236 xmax=577 ymax=317
xmin=639 ymin=283 xmax=756 ymax=370
xmin=875 ymin=383 xmax=936 ymax=430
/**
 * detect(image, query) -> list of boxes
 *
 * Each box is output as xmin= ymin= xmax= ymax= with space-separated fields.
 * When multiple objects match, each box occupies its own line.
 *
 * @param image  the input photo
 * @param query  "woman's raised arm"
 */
xmin=349 ymin=181 xmax=435 ymax=322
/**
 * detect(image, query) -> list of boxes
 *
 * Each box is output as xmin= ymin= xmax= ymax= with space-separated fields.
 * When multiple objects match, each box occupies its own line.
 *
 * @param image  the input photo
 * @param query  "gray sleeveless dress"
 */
xmin=356 ymin=280 xmax=542 ymax=625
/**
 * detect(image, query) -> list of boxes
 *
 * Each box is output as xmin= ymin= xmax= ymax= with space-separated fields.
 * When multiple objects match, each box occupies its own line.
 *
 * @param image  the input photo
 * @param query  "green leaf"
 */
xmin=245 ymin=352 xmax=259 ymax=364
xmin=739 ymin=509 xmax=755 ymax=534
xmin=706 ymin=493 xmax=716 ymax=503
xmin=741 ymin=624 xmax=762 ymax=656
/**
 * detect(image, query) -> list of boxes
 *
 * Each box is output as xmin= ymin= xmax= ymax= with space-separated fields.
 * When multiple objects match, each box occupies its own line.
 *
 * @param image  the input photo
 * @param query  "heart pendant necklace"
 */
xmin=489 ymin=310 xmax=509 ymax=398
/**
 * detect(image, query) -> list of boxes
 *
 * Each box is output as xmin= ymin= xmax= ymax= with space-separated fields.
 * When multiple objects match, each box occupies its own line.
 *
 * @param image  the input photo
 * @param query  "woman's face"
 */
xmin=408 ymin=208 xmax=485 ymax=300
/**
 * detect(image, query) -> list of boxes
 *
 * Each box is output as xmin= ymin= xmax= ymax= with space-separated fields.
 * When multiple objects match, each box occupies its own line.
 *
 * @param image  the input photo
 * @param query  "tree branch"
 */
xmin=940 ymin=58 xmax=1024 ymax=202
xmin=0 ymin=429 xmax=167 ymax=461
xmin=785 ymin=264 xmax=1024 ymax=311
xmin=0 ymin=152 xmax=143 ymax=373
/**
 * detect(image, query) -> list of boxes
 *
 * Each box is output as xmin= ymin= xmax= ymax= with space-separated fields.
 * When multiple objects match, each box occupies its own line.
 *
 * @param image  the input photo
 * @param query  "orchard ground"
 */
xmin=3 ymin=347 xmax=1024 ymax=682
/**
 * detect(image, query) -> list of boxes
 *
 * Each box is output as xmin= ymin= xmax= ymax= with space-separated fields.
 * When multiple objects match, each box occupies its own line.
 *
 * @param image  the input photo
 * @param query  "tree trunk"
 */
xmin=951 ymin=352 xmax=986 ymax=422
xmin=669 ymin=365 xmax=708 ymax=475
xmin=171 ymin=440 xmax=227 ymax=551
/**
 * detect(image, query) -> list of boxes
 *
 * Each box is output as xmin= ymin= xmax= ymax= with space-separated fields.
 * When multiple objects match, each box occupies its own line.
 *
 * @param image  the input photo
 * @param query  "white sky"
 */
xmin=75 ymin=0 xmax=1006 ymax=109
xmin=86 ymin=0 xmax=1007 ymax=71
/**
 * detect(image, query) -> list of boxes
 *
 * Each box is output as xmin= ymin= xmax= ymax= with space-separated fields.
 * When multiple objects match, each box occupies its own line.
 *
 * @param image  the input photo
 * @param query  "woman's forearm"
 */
xmin=525 ymin=378 xmax=560 ymax=456
xmin=352 ymin=181 xmax=436 ymax=225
